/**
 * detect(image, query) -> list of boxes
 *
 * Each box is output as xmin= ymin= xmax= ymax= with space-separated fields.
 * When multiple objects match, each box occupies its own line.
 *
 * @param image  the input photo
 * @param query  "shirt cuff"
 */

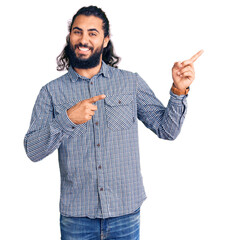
xmin=169 ymin=89 xmax=188 ymax=105
xmin=53 ymin=110 xmax=87 ymax=137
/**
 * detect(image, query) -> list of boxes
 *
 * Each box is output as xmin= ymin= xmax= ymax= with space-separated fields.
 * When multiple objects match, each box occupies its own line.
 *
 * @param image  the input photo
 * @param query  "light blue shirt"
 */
xmin=24 ymin=61 xmax=187 ymax=219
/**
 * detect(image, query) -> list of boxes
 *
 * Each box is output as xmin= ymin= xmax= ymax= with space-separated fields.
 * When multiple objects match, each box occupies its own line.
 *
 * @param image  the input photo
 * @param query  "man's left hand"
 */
xmin=172 ymin=49 xmax=204 ymax=90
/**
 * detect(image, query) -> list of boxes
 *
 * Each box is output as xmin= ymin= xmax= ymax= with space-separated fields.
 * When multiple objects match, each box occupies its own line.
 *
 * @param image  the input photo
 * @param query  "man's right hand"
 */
xmin=67 ymin=94 xmax=106 ymax=124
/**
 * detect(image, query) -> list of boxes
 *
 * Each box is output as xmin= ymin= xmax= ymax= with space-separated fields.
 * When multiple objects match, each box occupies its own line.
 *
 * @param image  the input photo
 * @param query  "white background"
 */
xmin=1 ymin=0 xmax=226 ymax=239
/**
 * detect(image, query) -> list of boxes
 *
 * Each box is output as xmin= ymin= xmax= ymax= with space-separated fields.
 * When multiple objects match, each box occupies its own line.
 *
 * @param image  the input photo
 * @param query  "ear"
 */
xmin=103 ymin=36 xmax=110 ymax=48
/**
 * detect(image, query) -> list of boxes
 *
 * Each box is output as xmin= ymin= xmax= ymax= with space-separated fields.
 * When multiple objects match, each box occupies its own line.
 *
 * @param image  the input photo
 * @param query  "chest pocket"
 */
xmin=104 ymin=94 xmax=135 ymax=131
xmin=54 ymin=101 xmax=78 ymax=115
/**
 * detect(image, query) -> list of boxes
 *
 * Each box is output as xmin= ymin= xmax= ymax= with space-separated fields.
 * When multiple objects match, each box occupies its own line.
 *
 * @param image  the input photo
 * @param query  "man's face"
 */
xmin=67 ymin=15 xmax=109 ymax=69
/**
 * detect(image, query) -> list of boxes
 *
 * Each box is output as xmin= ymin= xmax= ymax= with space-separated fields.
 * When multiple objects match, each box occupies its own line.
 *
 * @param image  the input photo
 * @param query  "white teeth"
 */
xmin=79 ymin=47 xmax=90 ymax=52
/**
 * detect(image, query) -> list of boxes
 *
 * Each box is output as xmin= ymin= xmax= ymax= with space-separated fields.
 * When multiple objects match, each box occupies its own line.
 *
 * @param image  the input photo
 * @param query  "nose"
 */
xmin=80 ymin=32 xmax=89 ymax=45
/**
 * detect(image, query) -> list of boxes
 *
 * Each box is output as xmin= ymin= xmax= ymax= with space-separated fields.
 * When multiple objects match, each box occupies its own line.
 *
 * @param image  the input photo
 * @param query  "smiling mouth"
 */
xmin=78 ymin=46 xmax=90 ymax=52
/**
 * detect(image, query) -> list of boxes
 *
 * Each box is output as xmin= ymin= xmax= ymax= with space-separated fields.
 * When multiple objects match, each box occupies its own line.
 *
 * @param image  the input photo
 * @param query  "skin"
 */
xmin=172 ymin=49 xmax=204 ymax=90
xmin=67 ymin=15 xmax=204 ymax=125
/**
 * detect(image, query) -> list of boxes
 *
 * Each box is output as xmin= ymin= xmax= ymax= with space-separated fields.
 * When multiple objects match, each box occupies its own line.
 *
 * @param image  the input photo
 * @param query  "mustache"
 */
xmin=74 ymin=43 xmax=94 ymax=51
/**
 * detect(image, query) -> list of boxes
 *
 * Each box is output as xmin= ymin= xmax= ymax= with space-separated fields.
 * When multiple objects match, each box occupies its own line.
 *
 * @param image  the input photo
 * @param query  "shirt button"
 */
xmin=118 ymin=100 xmax=121 ymax=104
xmin=72 ymin=126 xmax=75 ymax=129
xmin=98 ymin=165 xmax=102 ymax=169
xmin=100 ymin=187 xmax=103 ymax=191
xmin=90 ymin=82 xmax=93 ymax=85
xmin=97 ymin=143 xmax=100 ymax=147
xmin=95 ymin=121 xmax=98 ymax=126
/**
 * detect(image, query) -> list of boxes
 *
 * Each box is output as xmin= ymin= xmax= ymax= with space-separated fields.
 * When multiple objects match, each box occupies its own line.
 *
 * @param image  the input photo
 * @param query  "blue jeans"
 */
xmin=60 ymin=207 xmax=140 ymax=240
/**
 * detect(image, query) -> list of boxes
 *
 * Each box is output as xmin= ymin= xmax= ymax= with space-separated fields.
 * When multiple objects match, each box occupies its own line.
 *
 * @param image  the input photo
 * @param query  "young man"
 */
xmin=24 ymin=5 xmax=203 ymax=240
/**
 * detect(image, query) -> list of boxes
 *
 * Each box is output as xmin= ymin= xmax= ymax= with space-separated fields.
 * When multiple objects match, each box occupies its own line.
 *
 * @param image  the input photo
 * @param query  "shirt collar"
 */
xmin=68 ymin=61 xmax=109 ymax=82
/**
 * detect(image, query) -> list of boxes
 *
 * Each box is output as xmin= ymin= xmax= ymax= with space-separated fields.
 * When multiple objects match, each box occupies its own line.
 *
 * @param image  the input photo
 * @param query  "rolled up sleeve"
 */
xmin=136 ymin=73 xmax=187 ymax=140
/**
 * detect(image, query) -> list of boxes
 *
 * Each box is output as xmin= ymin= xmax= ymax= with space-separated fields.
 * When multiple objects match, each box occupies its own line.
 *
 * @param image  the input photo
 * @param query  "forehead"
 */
xmin=72 ymin=15 xmax=104 ymax=32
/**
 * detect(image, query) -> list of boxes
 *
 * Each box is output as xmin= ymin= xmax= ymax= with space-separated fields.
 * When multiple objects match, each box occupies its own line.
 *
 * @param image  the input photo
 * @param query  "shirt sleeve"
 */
xmin=24 ymin=85 xmax=87 ymax=162
xmin=136 ymin=73 xmax=187 ymax=140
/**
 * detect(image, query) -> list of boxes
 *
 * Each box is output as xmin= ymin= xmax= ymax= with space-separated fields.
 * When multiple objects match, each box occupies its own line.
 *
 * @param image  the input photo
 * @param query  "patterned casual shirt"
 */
xmin=24 ymin=61 xmax=188 ymax=219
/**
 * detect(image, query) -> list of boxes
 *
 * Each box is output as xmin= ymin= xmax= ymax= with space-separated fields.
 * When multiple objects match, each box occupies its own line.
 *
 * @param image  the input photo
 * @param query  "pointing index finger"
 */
xmin=181 ymin=49 xmax=204 ymax=67
xmin=190 ymin=49 xmax=204 ymax=63
xmin=87 ymin=94 xmax=106 ymax=103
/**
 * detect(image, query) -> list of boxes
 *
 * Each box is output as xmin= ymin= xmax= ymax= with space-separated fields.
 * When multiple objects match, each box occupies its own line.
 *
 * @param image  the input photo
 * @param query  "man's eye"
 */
xmin=90 ymin=33 xmax=97 ymax=36
xmin=74 ymin=31 xmax=81 ymax=34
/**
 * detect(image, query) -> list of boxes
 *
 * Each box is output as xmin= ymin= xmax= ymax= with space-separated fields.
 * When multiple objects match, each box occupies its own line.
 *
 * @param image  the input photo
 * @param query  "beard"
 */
xmin=65 ymin=42 xmax=104 ymax=69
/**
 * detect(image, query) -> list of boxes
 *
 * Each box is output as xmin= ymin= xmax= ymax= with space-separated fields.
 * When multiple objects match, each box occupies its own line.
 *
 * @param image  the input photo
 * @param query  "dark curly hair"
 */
xmin=56 ymin=6 xmax=120 ymax=71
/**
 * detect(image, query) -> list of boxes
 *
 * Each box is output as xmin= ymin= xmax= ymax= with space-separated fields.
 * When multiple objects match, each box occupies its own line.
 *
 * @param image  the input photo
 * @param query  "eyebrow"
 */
xmin=72 ymin=27 xmax=100 ymax=33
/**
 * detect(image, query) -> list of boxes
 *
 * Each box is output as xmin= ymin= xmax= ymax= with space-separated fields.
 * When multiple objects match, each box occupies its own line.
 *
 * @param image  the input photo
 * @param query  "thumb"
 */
xmin=173 ymin=61 xmax=182 ymax=69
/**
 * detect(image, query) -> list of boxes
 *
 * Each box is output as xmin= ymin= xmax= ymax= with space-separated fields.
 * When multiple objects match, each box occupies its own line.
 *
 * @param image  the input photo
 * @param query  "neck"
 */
xmin=74 ymin=60 xmax=102 ymax=79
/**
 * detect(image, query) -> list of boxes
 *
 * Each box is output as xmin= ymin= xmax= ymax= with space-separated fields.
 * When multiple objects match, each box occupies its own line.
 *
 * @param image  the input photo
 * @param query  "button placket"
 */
xmin=88 ymin=76 xmax=107 ymax=217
